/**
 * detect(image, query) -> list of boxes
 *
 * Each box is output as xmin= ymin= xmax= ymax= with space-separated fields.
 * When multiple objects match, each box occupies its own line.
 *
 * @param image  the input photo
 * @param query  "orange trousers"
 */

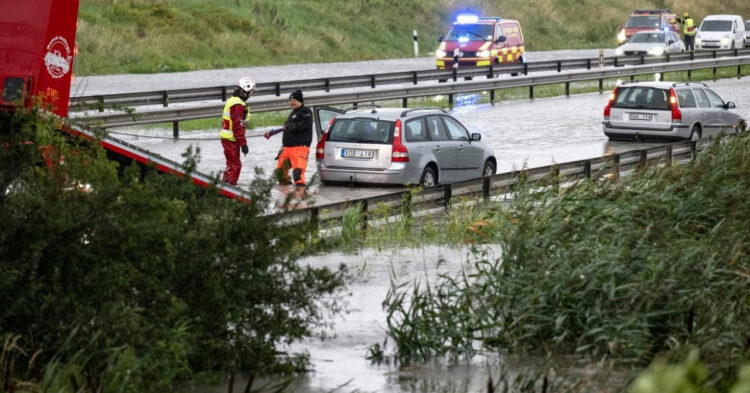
xmin=275 ymin=146 xmax=309 ymax=185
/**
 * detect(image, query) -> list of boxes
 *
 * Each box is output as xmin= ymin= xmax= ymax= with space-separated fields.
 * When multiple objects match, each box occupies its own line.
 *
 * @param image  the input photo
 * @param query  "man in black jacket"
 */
xmin=264 ymin=89 xmax=313 ymax=186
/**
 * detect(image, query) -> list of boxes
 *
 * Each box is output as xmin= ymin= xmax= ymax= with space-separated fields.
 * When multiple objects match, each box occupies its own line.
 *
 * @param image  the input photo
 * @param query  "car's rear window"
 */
xmin=629 ymin=32 xmax=665 ymax=43
xmin=676 ymin=89 xmax=697 ymax=108
xmin=613 ymin=87 xmax=670 ymax=110
xmin=625 ymin=16 xmax=661 ymax=28
xmin=327 ymin=118 xmax=393 ymax=144
xmin=700 ymin=20 xmax=732 ymax=32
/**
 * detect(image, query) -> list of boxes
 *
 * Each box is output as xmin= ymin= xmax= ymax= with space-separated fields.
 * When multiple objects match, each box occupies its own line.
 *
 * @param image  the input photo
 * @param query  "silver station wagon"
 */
xmin=314 ymin=107 xmax=497 ymax=186
xmin=602 ymin=81 xmax=747 ymax=141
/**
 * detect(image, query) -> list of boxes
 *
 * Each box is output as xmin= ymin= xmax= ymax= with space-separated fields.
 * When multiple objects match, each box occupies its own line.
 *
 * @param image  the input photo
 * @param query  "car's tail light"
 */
xmin=669 ymin=88 xmax=682 ymax=123
xmin=392 ymin=119 xmax=409 ymax=162
xmin=316 ymin=119 xmax=334 ymax=159
xmin=603 ymin=86 xmax=618 ymax=121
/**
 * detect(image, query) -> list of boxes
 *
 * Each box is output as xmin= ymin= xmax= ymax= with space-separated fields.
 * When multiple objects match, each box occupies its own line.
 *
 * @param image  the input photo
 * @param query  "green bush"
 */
xmin=0 ymin=107 xmax=346 ymax=392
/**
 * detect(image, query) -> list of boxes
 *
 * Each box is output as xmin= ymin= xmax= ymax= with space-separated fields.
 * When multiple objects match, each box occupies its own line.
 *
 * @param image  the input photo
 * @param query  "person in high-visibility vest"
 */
xmin=220 ymin=77 xmax=255 ymax=186
xmin=681 ymin=12 xmax=696 ymax=52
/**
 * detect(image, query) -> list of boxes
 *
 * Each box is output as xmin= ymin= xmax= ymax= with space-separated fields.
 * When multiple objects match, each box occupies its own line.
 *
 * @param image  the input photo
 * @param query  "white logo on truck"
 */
xmin=44 ymin=36 xmax=72 ymax=79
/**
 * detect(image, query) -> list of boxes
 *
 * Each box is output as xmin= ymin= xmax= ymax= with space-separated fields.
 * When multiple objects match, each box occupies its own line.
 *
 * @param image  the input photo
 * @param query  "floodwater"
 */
xmin=111 ymin=77 xmax=750 ymax=207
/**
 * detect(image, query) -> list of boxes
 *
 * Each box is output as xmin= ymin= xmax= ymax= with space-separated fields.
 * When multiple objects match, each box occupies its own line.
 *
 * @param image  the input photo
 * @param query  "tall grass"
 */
xmin=77 ymin=0 xmax=750 ymax=75
xmin=380 ymin=133 xmax=750 ymax=387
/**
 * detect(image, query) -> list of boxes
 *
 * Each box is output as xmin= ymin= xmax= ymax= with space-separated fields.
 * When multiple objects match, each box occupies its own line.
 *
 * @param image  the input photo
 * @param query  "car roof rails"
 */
xmin=400 ymin=107 xmax=448 ymax=117
xmin=343 ymin=104 xmax=381 ymax=113
xmin=633 ymin=9 xmax=674 ymax=14
xmin=672 ymin=82 xmax=708 ymax=87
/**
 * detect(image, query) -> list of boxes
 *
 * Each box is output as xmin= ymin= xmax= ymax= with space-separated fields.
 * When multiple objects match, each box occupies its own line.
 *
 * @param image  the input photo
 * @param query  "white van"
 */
xmin=696 ymin=15 xmax=746 ymax=50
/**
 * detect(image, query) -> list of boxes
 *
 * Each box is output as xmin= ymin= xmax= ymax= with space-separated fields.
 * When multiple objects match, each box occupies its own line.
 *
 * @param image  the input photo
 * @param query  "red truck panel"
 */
xmin=0 ymin=0 xmax=79 ymax=117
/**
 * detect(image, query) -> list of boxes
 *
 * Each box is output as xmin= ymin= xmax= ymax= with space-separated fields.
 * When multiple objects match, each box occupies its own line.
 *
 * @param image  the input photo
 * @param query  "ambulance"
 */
xmin=435 ymin=14 xmax=525 ymax=69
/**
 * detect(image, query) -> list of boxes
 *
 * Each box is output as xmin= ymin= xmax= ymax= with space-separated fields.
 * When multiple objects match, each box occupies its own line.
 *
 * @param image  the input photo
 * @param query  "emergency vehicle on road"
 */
xmin=435 ymin=14 xmax=525 ymax=69
xmin=617 ymin=9 xmax=681 ymax=44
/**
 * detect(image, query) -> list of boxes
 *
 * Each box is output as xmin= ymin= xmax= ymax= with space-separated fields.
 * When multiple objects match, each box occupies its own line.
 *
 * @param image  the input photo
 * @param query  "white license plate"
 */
xmin=629 ymin=113 xmax=653 ymax=121
xmin=341 ymin=149 xmax=375 ymax=159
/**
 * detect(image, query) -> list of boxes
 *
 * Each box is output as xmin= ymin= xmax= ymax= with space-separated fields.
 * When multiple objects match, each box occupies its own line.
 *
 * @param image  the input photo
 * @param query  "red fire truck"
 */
xmin=0 ymin=0 xmax=250 ymax=201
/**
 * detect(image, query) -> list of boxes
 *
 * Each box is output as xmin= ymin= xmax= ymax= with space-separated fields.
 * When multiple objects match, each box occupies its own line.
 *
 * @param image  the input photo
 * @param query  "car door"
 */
xmin=314 ymin=106 xmax=343 ymax=139
xmin=704 ymin=88 xmax=738 ymax=134
xmin=442 ymin=115 xmax=483 ymax=180
xmin=691 ymin=88 xmax=719 ymax=137
xmin=424 ymin=115 xmax=456 ymax=182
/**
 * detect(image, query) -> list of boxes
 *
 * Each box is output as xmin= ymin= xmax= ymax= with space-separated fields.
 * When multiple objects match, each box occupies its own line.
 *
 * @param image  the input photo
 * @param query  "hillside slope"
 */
xmin=77 ymin=0 xmax=750 ymax=75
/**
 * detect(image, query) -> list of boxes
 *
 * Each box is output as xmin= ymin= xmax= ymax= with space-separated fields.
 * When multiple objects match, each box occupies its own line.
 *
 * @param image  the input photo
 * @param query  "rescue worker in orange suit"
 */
xmin=263 ymin=89 xmax=312 ymax=187
xmin=220 ymin=77 xmax=255 ymax=186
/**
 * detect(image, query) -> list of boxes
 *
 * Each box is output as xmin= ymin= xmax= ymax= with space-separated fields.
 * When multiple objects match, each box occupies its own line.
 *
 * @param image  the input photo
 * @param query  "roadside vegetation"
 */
xmin=76 ymin=0 xmax=750 ymax=75
xmin=346 ymin=133 xmax=750 ymax=391
xmin=0 ymin=107 xmax=346 ymax=392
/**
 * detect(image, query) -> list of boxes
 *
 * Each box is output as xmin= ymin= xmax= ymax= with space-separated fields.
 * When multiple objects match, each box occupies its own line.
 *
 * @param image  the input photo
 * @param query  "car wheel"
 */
xmin=420 ymin=166 xmax=437 ymax=187
xmin=482 ymin=160 xmax=496 ymax=177
xmin=689 ymin=125 xmax=702 ymax=141
xmin=738 ymin=121 xmax=747 ymax=134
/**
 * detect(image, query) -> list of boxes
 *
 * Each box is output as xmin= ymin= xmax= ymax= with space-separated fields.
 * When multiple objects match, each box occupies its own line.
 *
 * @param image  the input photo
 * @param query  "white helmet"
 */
xmin=238 ymin=76 xmax=256 ymax=93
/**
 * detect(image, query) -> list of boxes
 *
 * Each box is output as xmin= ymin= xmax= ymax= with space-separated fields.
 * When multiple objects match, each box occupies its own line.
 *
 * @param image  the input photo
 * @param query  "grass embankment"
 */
xmin=365 ymin=133 xmax=750 ymax=390
xmin=77 ymin=0 xmax=750 ymax=75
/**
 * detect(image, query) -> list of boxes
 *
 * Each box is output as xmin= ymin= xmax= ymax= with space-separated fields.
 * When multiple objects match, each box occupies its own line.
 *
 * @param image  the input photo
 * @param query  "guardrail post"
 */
xmin=402 ymin=98 xmax=408 ymax=108
xmin=688 ymin=69 xmax=692 ymax=80
xmin=488 ymin=64 xmax=494 ymax=79
xmin=586 ymin=59 xmax=591 ymax=70
xmin=583 ymin=160 xmax=591 ymax=179
xmin=691 ymin=141 xmax=697 ymax=160
xmin=97 ymin=96 xmax=104 ymax=112
xmin=598 ymin=79 xmax=603 ymax=94
xmin=734 ymin=49 xmax=739 ymax=57
xmin=452 ymin=68 xmax=458 ymax=82
xmin=565 ymin=82 xmax=570 ymax=97
xmin=630 ymin=75 xmax=635 ymax=82
xmin=370 ymin=75 xmax=376 ymax=89
xmin=162 ymin=91 xmax=169 ymax=107
xmin=666 ymin=54 xmax=670 ymax=63
xmin=639 ymin=150 xmax=648 ymax=168
xmin=666 ymin=145 xmax=673 ymax=167
xmin=448 ymin=94 xmax=453 ymax=106
xmin=614 ymin=57 xmax=618 ymax=67
xmin=529 ymin=85 xmax=534 ymax=99
xmin=612 ymin=154 xmax=620 ymax=181
xmin=413 ymin=71 xmax=418 ymax=85
xmin=222 ymin=86 xmax=227 ymax=101
xmin=490 ymin=89 xmax=495 ymax=104
xmin=325 ymin=79 xmax=330 ymax=93
xmin=443 ymin=184 xmax=452 ymax=210
xmin=713 ymin=51 xmax=717 ymax=80
xmin=523 ymin=62 xmax=528 ymax=75
xmin=274 ymin=83 xmax=280 ymax=97
xmin=360 ymin=200 xmax=369 ymax=231
xmin=482 ymin=176 xmax=491 ymax=201
xmin=310 ymin=207 xmax=319 ymax=229
xmin=172 ymin=121 xmax=179 ymax=139
xmin=691 ymin=51 xmax=694 ymax=61
xmin=640 ymin=55 xmax=645 ymax=65
xmin=552 ymin=165 xmax=560 ymax=194
xmin=557 ymin=61 xmax=562 ymax=73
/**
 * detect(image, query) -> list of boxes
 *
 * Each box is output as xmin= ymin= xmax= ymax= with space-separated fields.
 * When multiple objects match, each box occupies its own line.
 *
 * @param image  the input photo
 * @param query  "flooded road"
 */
xmin=112 ymin=77 xmax=750 ymax=207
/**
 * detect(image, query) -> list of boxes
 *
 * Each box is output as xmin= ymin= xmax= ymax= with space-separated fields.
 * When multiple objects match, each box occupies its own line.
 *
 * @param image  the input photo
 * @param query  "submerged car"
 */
xmin=314 ymin=107 xmax=496 ymax=186
xmin=615 ymin=30 xmax=685 ymax=56
xmin=602 ymin=81 xmax=747 ymax=141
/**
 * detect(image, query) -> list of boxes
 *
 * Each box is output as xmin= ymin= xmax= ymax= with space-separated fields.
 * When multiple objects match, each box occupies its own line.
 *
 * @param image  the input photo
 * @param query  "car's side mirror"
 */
xmin=668 ymin=40 xmax=675 ymax=45
xmin=495 ymin=35 xmax=507 ymax=43
xmin=438 ymin=36 xmax=443 ymax=43
xmin=726 ymin=102 xmax=736 ymax=109
xmin=471 ymin=133 xmax=482 ymax=141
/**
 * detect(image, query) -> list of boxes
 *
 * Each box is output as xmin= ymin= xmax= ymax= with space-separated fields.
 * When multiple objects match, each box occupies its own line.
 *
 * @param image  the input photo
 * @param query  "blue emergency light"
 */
xmin=456 ymin=14 xmax=479 ymax=24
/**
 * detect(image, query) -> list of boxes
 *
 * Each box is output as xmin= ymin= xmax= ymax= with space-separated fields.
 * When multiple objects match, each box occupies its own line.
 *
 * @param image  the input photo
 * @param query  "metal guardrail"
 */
xmin=73 ymin=55 xmax=750 ymax=128
xmin=273 ymin=138 xmax=713 ymax=228
xmin=70 ymin=48 xmax=750 ymax=111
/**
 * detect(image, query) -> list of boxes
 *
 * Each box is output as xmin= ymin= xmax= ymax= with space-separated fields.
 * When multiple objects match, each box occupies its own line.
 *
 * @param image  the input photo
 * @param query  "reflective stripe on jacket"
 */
xmin=220 ymin=96 xmax=250 ymax=143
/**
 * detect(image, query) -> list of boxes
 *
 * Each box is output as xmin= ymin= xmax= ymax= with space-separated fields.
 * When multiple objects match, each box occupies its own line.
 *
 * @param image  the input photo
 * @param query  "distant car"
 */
xmin=745 ymin=20 xmax=750 ymax=46
xmin=615 ymin=30 xmax=685 ymax=56
xmin=617 ymin=9 xmax=681 ymax=44
xmin=696 ymin=14 xmax=746 ymax=50
xmin=314 ymin=107 xmax=497 ymax=186
xmin=435 ymin=14 xmax=525 ymax=69
xmin=602 ymin=81 xmax=747 ymax=141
